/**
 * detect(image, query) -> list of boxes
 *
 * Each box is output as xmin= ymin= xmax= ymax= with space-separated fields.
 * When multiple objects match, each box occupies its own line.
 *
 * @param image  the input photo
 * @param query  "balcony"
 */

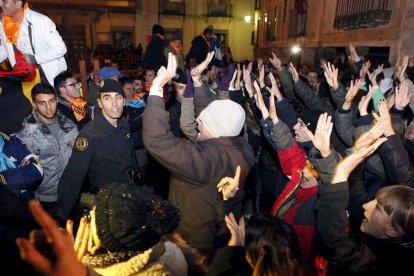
xmin=207 ymin=3 xmax=233 ymax=18
xmin=334 ymin=0 xmax=392 ymax=29
xmin=158 ymin=0 xmax=185 ymax=16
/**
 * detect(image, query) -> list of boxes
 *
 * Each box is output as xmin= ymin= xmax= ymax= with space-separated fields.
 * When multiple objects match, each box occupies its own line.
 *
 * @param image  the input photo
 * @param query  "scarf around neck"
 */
xmin=3 ymin=2 xmax=29 ymax=45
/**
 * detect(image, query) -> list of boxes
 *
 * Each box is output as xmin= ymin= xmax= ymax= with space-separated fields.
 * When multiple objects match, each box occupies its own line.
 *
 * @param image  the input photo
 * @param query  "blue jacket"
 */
xmin=0 ymin=132 xmax=43 ymax=198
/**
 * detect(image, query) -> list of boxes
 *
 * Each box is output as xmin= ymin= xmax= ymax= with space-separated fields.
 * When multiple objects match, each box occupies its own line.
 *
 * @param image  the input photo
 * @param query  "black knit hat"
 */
xmin=173 ymin=68 xmax=187 ymax=84
xmin=99 ymin=79 xmax=126 ymax=98
xmin=95 ymin=183 xmax=180 ymax=253
xmin=152 ymin=24 xmax=165 ymax=36
xmin=298 ymin=109 xmax=324 ymax=134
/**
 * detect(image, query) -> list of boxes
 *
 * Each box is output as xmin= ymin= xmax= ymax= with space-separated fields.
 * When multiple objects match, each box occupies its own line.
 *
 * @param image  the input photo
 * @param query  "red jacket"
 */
xmin=271 ymin=143 xmax=319 ymax=274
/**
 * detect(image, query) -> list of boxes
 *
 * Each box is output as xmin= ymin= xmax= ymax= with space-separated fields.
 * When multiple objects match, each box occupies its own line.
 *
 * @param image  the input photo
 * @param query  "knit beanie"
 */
xmin=95 ymin=183 xmax=180 ymax=253
xmin=171 ymin=29 xmax=182 ymax=41
xmin=298 ymin=109 xmax=324 ymax=134
xmin=152 ymin=24 xmax=165 ymax=36
xmin=197 ymin=100 xmax=245 ymax=138
xmin=173 ymin=68 xmax=187 ymax=85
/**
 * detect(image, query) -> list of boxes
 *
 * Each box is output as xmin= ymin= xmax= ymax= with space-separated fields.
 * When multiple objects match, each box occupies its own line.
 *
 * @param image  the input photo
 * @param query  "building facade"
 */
xmin=30 ymin=0 xmax=256 ymax=72
xmin=256 ymin=0 xmax=414 ymax=67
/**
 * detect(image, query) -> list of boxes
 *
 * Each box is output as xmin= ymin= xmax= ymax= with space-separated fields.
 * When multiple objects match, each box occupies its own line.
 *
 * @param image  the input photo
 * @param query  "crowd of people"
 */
xmin=1 ymin=1 xmax=414 ymax=275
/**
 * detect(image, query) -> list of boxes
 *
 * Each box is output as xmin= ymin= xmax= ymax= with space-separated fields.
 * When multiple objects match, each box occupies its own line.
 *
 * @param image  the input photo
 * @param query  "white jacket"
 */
xmin=0 ymin=8 xmax=67 ymax=85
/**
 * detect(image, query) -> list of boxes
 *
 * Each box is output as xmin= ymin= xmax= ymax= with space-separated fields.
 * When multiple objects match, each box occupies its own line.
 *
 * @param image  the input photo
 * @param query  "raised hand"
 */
xmin=348 ymin=44 xmax=360 ymax=62
xmin=343 ymin=79 xmax=362 ymax=110
xmin=367 ymin=64 xmax=384 ymax=86
xmin=269 ymin=52 xmax=282 ymax=70
xmin=268 ymin=83 xmax=279 ymax=124
xmin=305 ymin=113 xmax=333 ymax=157
xmin=289 ymin=62 xmax=299 ymax=82
xmin=224 ymin=212 xmax=245 ymax=246
xmin=152 ymin=53 xmax=178 ymax=89
xmin=235 ymin=63 xmax=242 ymax=90
xmin=358 ymin=85 xmax=375 ymax=116
xmin=229 ymin=69 xmax=238 ymax=90
xmin=253 ymin=81 xmax=269 ymax=119
xmin=191 ymin=51 xmax=215 ymax=87
xmin=372 ymin=100 xmax=395 ymax=137
xmin=217 ymin=165 xmax=241 ymax=200
xmin=266 ymin=72 xmax=283 ymax=102
xmin=66 ymin=217 xmax=91 ymax=261
xmin=396 ymin=55 xmax=409 ymax=82
xmin=323 ymin=62 xmax=339 ymax=90
xmin=16 ymin=201 xmax=88 ymax=276
xmin=333 ymin=121 xmax=388 ymax=183
xmin=359 ymin=60 xmax=371 ymax=79
xmin=259 ymin=65 xmax=265 ymax=88
xmin=257 ymin=57 xmax=264 ymax=70
xmin=243 ymin=62 xmax=254 ymax=97
xmin=394 ymin=81 xmax=411 ymax=111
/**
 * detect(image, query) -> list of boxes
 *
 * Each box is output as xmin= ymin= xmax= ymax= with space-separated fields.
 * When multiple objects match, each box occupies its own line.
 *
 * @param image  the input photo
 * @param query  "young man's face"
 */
xmin=173 ymin=82 xmax=186 ymax=101
xmin=293 ymin=118 xmax=311 ymax=143
xmin=60 ymin=77 xmax=81 ymax=101
xmin=0 ymin=0 xmax=22 ymax=17
xmin=97 ymin=92 xmax=125 ymax=126
xmin=33 ymin=93 xmax=57 ymax=124
xmin=123 ymin=82 xmax=134 ymax=99
xmin=133 ymin=80 xmax=143 ymax=93
xmin=361 ymin=199 xmax=394 ymax=238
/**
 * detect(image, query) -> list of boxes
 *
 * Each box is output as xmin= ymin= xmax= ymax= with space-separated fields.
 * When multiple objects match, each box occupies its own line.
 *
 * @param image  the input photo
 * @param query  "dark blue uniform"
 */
xmin=56 ymin=111 xmax=137 ymax=220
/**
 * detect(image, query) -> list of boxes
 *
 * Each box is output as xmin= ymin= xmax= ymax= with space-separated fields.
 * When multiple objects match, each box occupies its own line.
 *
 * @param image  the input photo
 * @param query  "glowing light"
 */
xmin=244 ymin=15 xmax=251 ymax=23
xmin=291 ymin=45 xmax=301 ymax=54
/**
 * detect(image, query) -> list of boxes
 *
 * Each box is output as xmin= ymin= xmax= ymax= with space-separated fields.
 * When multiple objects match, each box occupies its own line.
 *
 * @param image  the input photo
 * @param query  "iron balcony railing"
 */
xmin=334 ymin=0 xmax=392 ymax=29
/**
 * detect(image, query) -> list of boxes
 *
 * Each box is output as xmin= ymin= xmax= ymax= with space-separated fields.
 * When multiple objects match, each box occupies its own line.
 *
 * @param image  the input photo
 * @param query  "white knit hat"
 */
xmin=198 ymin=100 xmax=245 ymax=138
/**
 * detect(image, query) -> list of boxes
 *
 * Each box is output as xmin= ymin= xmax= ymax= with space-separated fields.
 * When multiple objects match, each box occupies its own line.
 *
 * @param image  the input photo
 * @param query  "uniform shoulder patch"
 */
xmin=75 ymin=137 xmax=88 ymax=152
xmin=0 ymin=132 xmax=10 ymax=141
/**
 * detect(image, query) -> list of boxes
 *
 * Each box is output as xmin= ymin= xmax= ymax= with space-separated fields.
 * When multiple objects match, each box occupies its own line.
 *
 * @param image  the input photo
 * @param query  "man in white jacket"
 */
xmin=0 ymin=0 xmax=67 ymax=85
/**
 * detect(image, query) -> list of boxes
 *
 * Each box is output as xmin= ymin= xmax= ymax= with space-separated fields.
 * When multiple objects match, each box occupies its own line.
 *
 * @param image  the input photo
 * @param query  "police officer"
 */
xmin=56 ymin=79 xmax=138 ymax=222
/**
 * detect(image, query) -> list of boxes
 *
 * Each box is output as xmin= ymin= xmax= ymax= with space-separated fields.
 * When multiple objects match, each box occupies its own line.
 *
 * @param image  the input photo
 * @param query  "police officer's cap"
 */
xmin=99 ymin=79 xmax=126 ymax=98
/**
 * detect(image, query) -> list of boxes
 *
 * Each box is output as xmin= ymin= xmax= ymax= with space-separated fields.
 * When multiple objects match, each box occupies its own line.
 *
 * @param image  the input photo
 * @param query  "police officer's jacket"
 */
xmin=56 ymin=111 xmax=137 ymax=220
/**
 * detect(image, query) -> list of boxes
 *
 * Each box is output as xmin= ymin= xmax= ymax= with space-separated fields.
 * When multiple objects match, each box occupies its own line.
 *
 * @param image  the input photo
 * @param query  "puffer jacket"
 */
xmin=16 ymin=111 xmax=78 ymax=202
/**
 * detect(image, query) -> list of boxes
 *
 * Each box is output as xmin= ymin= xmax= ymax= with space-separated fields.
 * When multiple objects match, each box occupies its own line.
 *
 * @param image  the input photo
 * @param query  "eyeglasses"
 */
xmin=64 ymin=82 xmax=80 ymax=88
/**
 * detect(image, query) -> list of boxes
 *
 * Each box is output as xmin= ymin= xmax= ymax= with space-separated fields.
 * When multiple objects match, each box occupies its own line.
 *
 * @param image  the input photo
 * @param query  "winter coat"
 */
xmin=143 ymin=95 xmax=255 ymax=254
xmin=142 ymin=35 xmax=167 ymax=71
xmin=317 ymin=181 xmax=414 ymax=275
xmin=16 ymin=111 xmax=78 ymax=202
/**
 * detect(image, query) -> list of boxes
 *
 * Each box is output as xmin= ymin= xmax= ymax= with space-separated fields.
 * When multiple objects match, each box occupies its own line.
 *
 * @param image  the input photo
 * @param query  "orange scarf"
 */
xmin=126 ymin=93 xmax=146 ymax=101
xmin=66 ymin=98 xmax=88 ymax=122
xmin=170 ymin=41 xmax=183 ymax=56
xmin=143 ymin=82 xmax=152 ymax=92
xmin=3 ymin=2 xmax=28 ymax=45
xmin=135 ymin=92 xmax=146 ymax=99
xmin=201 ymin=33 xmax=211 ymax=48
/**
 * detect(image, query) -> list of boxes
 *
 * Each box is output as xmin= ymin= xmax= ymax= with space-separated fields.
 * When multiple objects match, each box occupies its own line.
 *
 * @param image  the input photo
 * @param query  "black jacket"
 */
xmin=317 ymin=181 xmax=414 ymax=275
xmin=142 ymin=35 xmax=167 ymax=71
xmin=56 ymin=112 xmax=137 ymax=220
